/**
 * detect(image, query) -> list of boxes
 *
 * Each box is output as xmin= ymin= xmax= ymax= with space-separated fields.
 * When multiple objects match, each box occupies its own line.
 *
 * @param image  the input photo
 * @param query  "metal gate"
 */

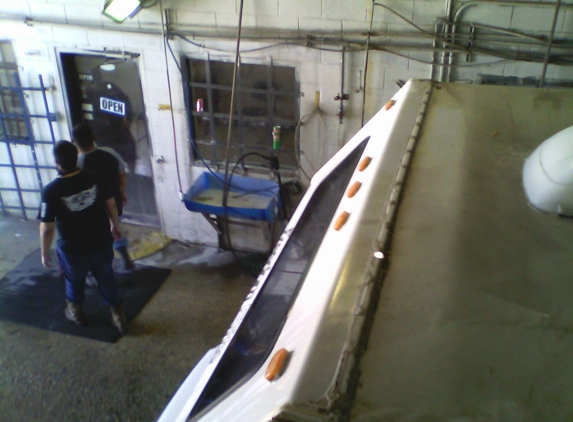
xmin=0 ymin=73 xmax=56 ymax=219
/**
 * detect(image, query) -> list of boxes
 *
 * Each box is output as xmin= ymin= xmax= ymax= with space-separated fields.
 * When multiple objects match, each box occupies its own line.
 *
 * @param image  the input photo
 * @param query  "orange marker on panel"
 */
xmin=358 ymin=156 xmax=372 ymax=171
xmin=347 ymin=181 xmax=362 ymax=198
xmin=265 ymin=348 xmax=289 ymax=381
xmin=334 ymin=211 xmax=350 ymax=231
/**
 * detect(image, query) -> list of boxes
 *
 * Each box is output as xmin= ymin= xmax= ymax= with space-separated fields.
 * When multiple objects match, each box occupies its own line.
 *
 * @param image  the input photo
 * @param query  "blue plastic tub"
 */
xmin=183 ymin=172 xmax=280 ymax=221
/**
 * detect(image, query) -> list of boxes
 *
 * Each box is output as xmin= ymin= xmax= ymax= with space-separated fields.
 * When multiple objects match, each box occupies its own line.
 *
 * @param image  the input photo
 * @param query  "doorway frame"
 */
xmin=56 ymin=47 xmax=161 ymax=228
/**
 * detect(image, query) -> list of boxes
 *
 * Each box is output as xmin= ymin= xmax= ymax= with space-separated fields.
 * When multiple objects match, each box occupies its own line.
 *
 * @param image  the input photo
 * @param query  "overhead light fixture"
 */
xmin=102 ymin=0 xmax=142 ymax=23
xmin=100 ymin=63 xmax=116 ymax=71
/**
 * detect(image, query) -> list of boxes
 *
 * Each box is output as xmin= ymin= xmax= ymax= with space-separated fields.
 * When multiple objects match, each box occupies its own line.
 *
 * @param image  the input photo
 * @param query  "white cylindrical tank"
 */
xmin=523 ymin=125 xmax=573 ymax=216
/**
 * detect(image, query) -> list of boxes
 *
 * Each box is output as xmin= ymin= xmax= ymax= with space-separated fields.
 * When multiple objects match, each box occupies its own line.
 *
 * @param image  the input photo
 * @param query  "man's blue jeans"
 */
xmin=57 ymin=247 xmax=122 ymax=307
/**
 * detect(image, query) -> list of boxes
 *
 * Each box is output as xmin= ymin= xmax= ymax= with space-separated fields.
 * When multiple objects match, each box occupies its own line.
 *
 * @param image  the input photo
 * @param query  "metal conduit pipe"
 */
xmin=1 ymin=14 xmax=570 ymax=54
xmin=438 ymin=26 xmax=451 ymax=81
xmin=360 ymin=0 xmax=376 ymax=128
xmin=431 ymin=20 xmax=443 ymax=80
xmin=168 ymin=24 xmax=571 ymax=47
xmin=440 ymin=0 xmax=455 ymax=82
xmin=222 ymin=0 xmax=245 ymax=200
xmin=446 ymin=0 xmax=573 ymax=81
xmin=540 ymin=0 xmax=562 ymax=87
xmin=160 ymin=5 xmax=183 ymax=196
xmin=453 ymin=0 xmax=573 ymax=23
xmin=459 ymin=22 xmax=549 ymax=44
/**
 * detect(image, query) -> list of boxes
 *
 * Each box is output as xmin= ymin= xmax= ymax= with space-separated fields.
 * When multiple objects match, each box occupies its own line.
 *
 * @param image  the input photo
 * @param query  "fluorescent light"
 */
xmin=102 ymin=0 xmax=142 ymax=23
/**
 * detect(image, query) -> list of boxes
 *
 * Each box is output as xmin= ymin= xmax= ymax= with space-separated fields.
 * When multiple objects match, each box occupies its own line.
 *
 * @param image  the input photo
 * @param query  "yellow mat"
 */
xmin=115 ymin=228 xmax=172 ymax=261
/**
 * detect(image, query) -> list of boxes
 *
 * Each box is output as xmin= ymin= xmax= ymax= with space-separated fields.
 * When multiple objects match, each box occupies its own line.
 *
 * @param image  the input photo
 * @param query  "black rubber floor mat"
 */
xmin=0 ymin=249 xmax=172 ymax=343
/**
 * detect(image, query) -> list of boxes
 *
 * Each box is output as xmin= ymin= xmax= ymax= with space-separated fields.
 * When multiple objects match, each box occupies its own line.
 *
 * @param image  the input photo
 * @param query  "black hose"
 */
xmin=223 ymin=152 xmax=289 ymax=277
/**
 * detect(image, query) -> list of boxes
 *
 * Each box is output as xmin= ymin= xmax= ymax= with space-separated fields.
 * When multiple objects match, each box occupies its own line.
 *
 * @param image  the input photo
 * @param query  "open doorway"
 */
xmin=60 ymin=52 xmax=159 ymax=227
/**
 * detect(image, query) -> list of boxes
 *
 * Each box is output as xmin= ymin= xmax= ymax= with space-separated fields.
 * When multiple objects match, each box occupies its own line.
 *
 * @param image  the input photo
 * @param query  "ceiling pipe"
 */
xmin=446 ymin=0 xmax=573 ymax=81
xmin=452 ymin=0 xmax=572 ymax=23
xmin=3 ymin=13 xmax=572 ymax=53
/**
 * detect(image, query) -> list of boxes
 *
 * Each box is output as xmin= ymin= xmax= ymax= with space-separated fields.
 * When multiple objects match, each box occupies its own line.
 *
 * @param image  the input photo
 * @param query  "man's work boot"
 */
xmin=65 ymin=301 xmax=87 ymax=326
xmin=110 ymin=304 xmax=128 ymax=335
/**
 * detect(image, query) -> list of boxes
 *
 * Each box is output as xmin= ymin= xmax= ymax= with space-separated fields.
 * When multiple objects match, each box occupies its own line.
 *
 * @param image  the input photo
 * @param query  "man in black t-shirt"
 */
xmin=83 ymin=72 xmax=137 ymax=173
xmin=39 ymin=141 xmax=127 ymax=334
xmin=73 ymin=122 xmax=134 ymax=271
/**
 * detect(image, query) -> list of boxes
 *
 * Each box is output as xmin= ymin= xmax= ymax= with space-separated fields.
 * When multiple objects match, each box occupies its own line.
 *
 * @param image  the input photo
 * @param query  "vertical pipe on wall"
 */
xmin=439 ymin=26 xmax=450 ymax=82
xmin=440 ymin=0 xmax=455 ymax=82
xmin=361 ymin=0 xmax=376 ymax=127
xmin=337 ymin=47 xmax=346 ymax=124
xmin=431 ymin=20 xmax=443 ymax=81
xmin=160 ymin=4 xmax=184 ymax=196
xmin=539 ymin=0 xmax=562 ymax=87
xmin=222 ymin=0 xmax=244 ymax=213
xmin=445 ymin=0 xmax=456 ymax=82
xmin=222 ymin=0 xmax=245 ymax=207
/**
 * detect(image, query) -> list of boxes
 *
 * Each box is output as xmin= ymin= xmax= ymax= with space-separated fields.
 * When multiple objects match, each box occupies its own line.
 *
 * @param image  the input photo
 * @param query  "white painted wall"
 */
xmin=0 ymin=0 xmax=572 ymax=247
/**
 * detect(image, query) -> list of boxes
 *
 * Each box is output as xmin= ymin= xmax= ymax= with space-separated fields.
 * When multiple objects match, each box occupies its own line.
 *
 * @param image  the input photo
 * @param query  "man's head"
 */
xmin=53 ymin=140 xmax=78 ymax=173
xmin=72 ymin=122 xmax=95 ymax=150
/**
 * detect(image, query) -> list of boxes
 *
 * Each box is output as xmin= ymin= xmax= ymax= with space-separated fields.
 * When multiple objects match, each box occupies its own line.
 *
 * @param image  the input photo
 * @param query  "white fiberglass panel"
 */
xmin=352 ymin=84 xmax=573 ymax=421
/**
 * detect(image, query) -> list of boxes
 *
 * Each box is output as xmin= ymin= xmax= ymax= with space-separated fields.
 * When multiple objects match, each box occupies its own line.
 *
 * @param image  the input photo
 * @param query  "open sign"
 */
xmin=100 ymin=97 xmax=125 ymax=116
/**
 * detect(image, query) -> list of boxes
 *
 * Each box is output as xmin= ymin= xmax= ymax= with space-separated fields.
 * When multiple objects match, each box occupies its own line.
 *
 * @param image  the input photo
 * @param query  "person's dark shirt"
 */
xmin=89 ymin=81 xmax=133 ymax=126
xmin=85 ymin=82 xmax=137 ymax=163
xmin=38 ymin=170 xmax=114 ymax=256
xmin=77 ymin=149 xmax=123 ymax=216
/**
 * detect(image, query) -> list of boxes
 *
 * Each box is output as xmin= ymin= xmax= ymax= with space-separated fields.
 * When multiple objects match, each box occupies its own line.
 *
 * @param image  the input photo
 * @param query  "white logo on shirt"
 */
xmin=62 ymin=185 xmax=97 ymax=212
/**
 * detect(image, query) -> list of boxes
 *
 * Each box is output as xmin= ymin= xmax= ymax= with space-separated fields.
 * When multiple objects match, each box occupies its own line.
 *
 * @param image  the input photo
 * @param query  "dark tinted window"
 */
xmin=189 ymin=137 xmax=370 ymax=419
xmin=0 ymin=42 xmax=27 ymax=141
xmin=186 ymin=58 xmax=299 ymax=169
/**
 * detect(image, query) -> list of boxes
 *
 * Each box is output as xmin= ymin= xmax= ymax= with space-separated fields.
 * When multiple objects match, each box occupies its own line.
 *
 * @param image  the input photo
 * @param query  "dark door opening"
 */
xmin=60 ymin=53 xmax=159 ymax=227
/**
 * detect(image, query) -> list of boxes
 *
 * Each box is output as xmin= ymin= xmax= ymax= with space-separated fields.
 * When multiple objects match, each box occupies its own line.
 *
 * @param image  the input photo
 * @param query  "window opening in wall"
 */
xmin=0 ymin=42 xmax=26 ymax=142
xmin=0 ymin=41 xmax=57 ymax=219
xmin=185 ymin=58 xmax=300 ymax=171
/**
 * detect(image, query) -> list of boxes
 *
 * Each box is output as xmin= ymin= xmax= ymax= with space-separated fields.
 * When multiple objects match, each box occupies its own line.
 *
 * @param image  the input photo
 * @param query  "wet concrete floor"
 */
xmin=0 ymin=215 xmax=256 ymax=421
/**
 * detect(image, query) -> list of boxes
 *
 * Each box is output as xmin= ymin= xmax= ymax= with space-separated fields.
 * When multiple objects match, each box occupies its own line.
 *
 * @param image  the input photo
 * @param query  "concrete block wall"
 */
xmin=0 ymin=0 xmax=572 ymax=244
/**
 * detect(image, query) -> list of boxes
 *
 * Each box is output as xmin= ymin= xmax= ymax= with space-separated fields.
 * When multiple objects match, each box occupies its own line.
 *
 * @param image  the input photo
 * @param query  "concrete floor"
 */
xmin=0 ymin=215 xmax=255 ymax=422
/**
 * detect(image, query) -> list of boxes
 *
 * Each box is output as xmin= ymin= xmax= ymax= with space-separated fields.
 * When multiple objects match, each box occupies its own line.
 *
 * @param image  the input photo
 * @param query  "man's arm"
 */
xmin=119 ymin=171 xmax=127 ymax=205
xmin=40 ymin=222 xmax=55 ymax=267
xmin=105 ymin=197 xmax=123 ymax=240
xmin=99 ymin=147 xmax=129 ymax=205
